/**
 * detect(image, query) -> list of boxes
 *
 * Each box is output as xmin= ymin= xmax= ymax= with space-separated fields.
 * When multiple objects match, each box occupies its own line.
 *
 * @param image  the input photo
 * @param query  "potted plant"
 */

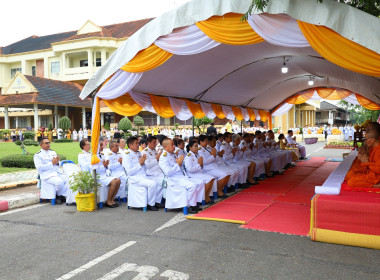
xmin=70 ymin=171 xmax=101 ymax=212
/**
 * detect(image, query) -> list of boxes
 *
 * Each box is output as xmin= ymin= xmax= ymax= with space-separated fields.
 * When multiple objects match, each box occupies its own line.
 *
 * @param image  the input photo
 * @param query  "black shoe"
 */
xmin=148 ymin=205 xmax=158 ymax=211
xmin=228 ymin=186 xmax=235 ymax=193
xmin=105 ymin=203 xmax=118 ymax=208
xmin=60 ymin=196 xmax=66 ymax=203
xmin=155 ymin=203 xmax=165 ymax=208
xmin=206 ymin=200 xmax=216 ymax=205
xmin=55 ymin=197 xmax=62 ymax=205
xmin=114 ymin=203 xmax=119 ymax=207
xmin=217 ymin=194 xmax=228 ymax=199
xmin=188 ymin=207 xmax=198 ymax=214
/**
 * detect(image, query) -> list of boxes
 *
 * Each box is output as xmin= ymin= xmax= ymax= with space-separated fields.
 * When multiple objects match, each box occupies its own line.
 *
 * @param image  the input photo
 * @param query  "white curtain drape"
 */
xmin=129 ymin=90 xmax=157 ymax=114
xmin=344 ymin=94 xmax=361 ymax=105
xmin=154 ymin=24 xmax=220 ymax=55
xmin=248 ymin=14 xmax=309 ymax=48
xmin=169 ymin=98 xmax=193 ymax=120
xmin=253 ymin=109 xmax=261 ymax=121
xmin=240 ymin=108 xmax=250 ymax=121
xmin=222 ymin=105 xmax=235 ymax=120
xmin=200 ymin=102 xmax=216 ymax=119
xmin=272 ymin=103 xmax=294 ymax=116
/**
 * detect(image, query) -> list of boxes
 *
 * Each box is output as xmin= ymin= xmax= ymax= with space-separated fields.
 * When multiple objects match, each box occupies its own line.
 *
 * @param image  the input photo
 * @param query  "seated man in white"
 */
xmin=78 ymin=140 xmax=120 ymax=208
xmin=141 ymin=136 xmax=164 ymax=205
xmin=123 ymin=136 xmax=159 ymax=211
xmin=198 ymin=135 xmax=231 ymax=198
xmin=108 ymin=141 xmax=127 ymax=200
xmin=239 ymin=133 xmax=266 ymax=180
xmin=286 ymin=130 xmax=306 ymax=159
xmin=159 ymin=138 xmax=200 ymax=214
xmin=117 ymin=138 xmax=127 ymax=154
xmin=184 ymin=140 xmax=216 ymax=205
xmin=34 ymin=138 xmax=68 ymax=204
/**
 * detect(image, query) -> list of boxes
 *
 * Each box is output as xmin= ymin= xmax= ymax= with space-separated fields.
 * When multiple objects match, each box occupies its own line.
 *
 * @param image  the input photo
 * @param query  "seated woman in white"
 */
xmin=184 ymin=140 xmax=216 ymax=205
xmin=174 ymin=138 xmax=187 ymax=157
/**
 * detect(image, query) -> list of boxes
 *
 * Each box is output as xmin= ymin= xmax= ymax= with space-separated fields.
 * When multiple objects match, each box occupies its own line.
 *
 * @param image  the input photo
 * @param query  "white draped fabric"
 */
xmin=272 ymin=103 xmax=294 ymax=116
xmin=169 ymin=98 xmax=193 ymax=120
xmin=200 ymin=102 xmax=216 ymax=119
xmin=240 ymin=108 xmax=250 ymax=121
xmin=222 ymin=105 xmax=235 ymax=120
xmin=344 ymin=94 xmax=361 ymax=105
xmin=96 ymin=70 xmax=143 ymax=100
xmin=253 ymin=109 xmax=261 ymax=121
xmin=248 ymin=14 xmax=309 ymax=48
xmin=129 ymin=91 xmax=156 ymax=114
xmin=154 ymin=24 xmax=220 ymax=55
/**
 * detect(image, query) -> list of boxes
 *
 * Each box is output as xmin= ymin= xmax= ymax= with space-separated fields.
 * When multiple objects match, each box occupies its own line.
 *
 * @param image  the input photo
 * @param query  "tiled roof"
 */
xmin=1 ymin=18 xmax=153 ymax=55
xmin=0 ymin=76 xmax=91 ymax=107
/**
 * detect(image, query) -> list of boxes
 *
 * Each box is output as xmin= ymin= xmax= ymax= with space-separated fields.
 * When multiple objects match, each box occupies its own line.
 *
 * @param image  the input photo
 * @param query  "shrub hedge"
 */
xmin=24 ymin=140 xmax=39 ymax=146
xmin=22 ymin=131 xmax=35 ymax=140
xmin=15 ymin=140 xmax=22 ymax=146
xmin=54 ymin=139 xmax=73 ymax=143
xmin=0 ymin=154 xmax=67 ymax=168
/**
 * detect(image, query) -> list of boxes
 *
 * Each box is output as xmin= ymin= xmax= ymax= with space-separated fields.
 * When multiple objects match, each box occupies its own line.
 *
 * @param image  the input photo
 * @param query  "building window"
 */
xmin=19 ymin=117 xmax=27 ymax=128
xmin=96 ymin=58 xmax=101 ymax=67
xmin=11 ymin=68 xmax=22 ymax=78
xmin=40 ymin=116 xmax=49 ymax=128
xmin=80 ymin=60 xmax=88 ymax=67
xmin=51 ymin=62 xmax=60 ymax=73
xmin=139 ymin=113 xmax=158 ymax=126
xmin=32 ymin=66 xmax=36 ymax=76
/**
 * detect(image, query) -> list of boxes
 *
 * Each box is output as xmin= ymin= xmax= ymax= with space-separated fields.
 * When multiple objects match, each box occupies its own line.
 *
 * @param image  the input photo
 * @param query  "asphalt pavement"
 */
xmin=1 ymin=142 xmax=380 ymax=280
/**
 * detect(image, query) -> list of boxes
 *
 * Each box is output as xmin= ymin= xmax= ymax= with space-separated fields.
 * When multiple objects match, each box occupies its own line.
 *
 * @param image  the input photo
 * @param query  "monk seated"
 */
xmin=344 ymin=128 xmax=380 ymax=191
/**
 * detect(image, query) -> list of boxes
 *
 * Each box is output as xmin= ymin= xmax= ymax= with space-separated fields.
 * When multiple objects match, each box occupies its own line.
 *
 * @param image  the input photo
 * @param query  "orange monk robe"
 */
xmin=345 ymin=147 xmax=373 ymax=180
xmin=346 ymin=145 xmax=380 ymax=189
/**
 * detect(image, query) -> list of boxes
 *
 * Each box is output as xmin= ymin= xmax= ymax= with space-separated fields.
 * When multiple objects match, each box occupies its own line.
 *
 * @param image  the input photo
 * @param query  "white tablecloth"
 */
xmin=315 ymin=150 xmax=358 ymax=195
xmin=327 ymin=135 xmax=344 ymax=144
xmin=304 ymin=134 xmax=325 ymax=141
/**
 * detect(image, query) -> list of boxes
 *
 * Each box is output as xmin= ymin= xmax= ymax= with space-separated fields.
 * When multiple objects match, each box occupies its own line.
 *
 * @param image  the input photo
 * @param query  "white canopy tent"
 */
xmin=79 ymin=0 xmax=380 ymax=164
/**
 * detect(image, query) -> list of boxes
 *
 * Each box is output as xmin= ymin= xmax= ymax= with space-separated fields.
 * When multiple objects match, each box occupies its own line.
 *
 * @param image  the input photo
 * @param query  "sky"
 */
xmin=0 ymin=0 xmax=191 ymax=47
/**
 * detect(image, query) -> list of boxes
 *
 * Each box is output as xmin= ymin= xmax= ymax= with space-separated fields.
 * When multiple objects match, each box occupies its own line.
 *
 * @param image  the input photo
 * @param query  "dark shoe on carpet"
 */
xmin=188 ymin=207 xmax=198 ymax=214
xmin=206 ymin=200 xmax=216 ymax=205
xmin=60 ymin=196 xmax=66 ymax=203
xmin=228 ymin=186 xmax=235 ymax=192
xmin=55 ymin=197 xmax=62 ymax=205
xmin=148 ymin=205 xmax=158 ymax=211
xmin=155 ymin=203 xmax=165 ymax=208
xmin=217 ymin=194 xmax=228 ymax=199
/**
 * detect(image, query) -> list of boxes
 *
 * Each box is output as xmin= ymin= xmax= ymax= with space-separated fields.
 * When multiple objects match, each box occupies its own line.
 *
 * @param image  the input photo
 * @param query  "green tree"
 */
xmin=244 ymin=0 xmax=380 ymax=19
xmin=194 ymin=117 xmax=213 ymax=134
xmin=58 ymin=116 xmax=71 ymax=138
xmin=104 ymin=122 xmax=110 ymax=131
xmin=118 ymin=117 xmax=132 ymax=139
xmin=338 ymin=100 xmax=380 ymax=124
xmin=133 ymin=116 xmax=145 ymax=132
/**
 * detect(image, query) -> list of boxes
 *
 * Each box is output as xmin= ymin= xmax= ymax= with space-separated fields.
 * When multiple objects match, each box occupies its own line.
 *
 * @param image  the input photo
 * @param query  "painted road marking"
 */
xmin=154 ymin=213 xmax=187 ymax=233
xmin=0 ymin=203 xmax=47 ymax=216
xmin=97 ymin=263 xmax=189 ymax=280
xmin=56 ymin=241 xmax=137 ymax=280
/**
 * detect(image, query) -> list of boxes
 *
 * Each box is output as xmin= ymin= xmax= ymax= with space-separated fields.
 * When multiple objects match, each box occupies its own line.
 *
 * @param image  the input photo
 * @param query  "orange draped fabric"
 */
xmin=316 ymin=88 xmax=352 ymax=100
xmin=356 ymin=94 xmax=380 ymax=111
xmin=185 ymin=100 xmax=206 ymax=119
xmin=231 ymin=107 xmax=243 ymax=121
xmin=212 ymin=104 xmax=226 ymax=119
xmin=91 ymin=97 xmax=101 ymax=165
xmin=247 ymin=108 xmax=256 ymax=121
xmin=196 ymin=13 xmax=264 ymax=45
xmin=120 ymin=44 xmax=173 ymax=73
xmin=149 ymin=94 xmax=175 ymax=118
xmin=258 ymin=110 xmax=270 ymax=123
xmin=103 ymin=94 xmax=143 ymax=116
xmin=298 ymin=21 xmax=380 ymax=78
xmin=285 ymin=90 xmax=314 ymax=104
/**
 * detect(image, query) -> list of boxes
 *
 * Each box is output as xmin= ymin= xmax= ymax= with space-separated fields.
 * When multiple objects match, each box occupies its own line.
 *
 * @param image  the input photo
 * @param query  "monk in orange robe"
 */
xmin=346 ymin=130 xmax=380 ymax=189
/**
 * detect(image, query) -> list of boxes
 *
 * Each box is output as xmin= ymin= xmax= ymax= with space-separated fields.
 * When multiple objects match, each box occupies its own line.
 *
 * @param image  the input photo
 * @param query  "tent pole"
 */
xmin=91 ymin=94 xmax=98 ymax=211
xmin=240 ymin=120 xmax=243 ymax=133
xmin=192 ymin=117 xmax=195 ymax=137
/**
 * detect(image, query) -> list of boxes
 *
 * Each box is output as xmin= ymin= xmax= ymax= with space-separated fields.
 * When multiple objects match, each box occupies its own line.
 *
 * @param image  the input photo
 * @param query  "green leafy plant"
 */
xmin=58 ymin=116 xmax=71 ymax=138
xmin=22 ymin=131 xmax=35 ymax=140
xmin=0 ymin=129 xmax=11 ymax=140
xmin=53 ymin=139 xmax=74 ymax=143
xmin=0 ymin=154 xmax=66 ymax=168
xmin=119 ymin=117 xmax=132 ymax=139
xmin=69 ymin=171 xmax=101 ymax=194
xmin=104 ymin=122 xmax=110 ymax=131
xmin=23 ymin=140 xmax=39 ymax=146
xmin=48 ymin=123 xmax=53 ymax=131
xmin=133 ymin=116 xmax=144 ymax=132
xmin=131 ymin=127 xmax=138 ymax=132
xmin=139 ymin=127 xmax=145 ymax=131
xmin=15 ymin=140 xmax=22 ymax=146
xmin=194 ymin=117 xmax=213 ymax=134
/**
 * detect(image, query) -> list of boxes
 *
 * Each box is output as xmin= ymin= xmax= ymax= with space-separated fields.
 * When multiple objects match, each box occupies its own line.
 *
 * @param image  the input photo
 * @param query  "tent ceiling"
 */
xmin=134 ymin=41 xmax=380 ymax=111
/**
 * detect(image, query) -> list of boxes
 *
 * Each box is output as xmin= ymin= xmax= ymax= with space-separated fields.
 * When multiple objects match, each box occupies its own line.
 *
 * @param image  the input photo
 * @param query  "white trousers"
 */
xmin=44 ymin=174 xmax=69 ymax=197
xmin=128 ymin=177 xmax=157 ymax=207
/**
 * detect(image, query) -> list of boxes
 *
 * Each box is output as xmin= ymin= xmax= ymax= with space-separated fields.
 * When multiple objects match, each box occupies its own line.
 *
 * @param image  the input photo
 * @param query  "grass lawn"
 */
xmin=0 ymin=142 xmax=82 ymax=174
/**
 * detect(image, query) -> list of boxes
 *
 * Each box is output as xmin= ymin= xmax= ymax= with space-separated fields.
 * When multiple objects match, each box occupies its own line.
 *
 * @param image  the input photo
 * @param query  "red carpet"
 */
xmin=242 ymin=202 xmax=311 ymax=236
xmin=188 ymin=157 xmax=342 ymax=237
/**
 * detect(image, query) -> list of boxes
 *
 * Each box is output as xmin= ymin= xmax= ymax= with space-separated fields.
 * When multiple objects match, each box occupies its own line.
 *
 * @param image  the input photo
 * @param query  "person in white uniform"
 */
xmin=159 ymin=138 xmax=201 ymax=214
xmin=78 ymin=140 xmax=120 ymax=208
xmin=123 ymin=136 xmax=160 ymax=211
xmin=286 ymin=130 xmax=306 ymax=159
xmin=72 ymin=129 xmax=78 ymax=141
xmin=198 ymin=135 xmax=231 ymax=197
xmin=240 ymin=133 xmax=266 ymax=179
xmin=83 ymin=127 xmax=88 ymax=140
xmin=34 ymin=138 xmax=69 ymax=204
xmin=117 ymin=138 xmax=127 ymax=154
xmin=141 ymin=136 xmax=165 ymax=205
xmin=184 ymin=140 xmax=216 ymax=205
xmin=108 ymin=141 xmax=127 ymax=201
xmin=78 ymin=128 xmax=83 ymax=142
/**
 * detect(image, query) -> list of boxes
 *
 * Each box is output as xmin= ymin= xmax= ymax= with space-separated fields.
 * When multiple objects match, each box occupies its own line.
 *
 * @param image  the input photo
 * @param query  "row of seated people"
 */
xmin=34 ymin=130 xmax=304 ymax=214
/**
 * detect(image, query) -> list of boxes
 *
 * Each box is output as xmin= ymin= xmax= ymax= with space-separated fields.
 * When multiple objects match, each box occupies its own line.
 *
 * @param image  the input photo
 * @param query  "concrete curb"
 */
xmin=0 ymin=179 xmax=38 ymax=191
xmin=0 ymin=193 xmax=40 ymax=212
